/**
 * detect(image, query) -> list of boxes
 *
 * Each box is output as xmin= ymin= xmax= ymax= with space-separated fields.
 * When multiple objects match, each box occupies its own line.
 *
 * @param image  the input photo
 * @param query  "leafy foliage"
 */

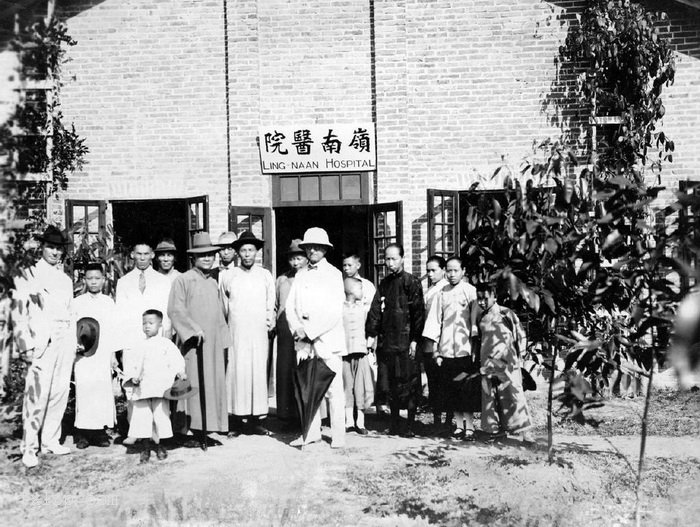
xmin=0 ymin=16 xmax=88 ymax=279
xmin=561 ymin=0 xmax=675 ymax=174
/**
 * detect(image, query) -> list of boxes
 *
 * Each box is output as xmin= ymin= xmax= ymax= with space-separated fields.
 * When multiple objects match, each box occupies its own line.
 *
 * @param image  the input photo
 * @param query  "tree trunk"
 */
xmin=634 ymin=356 xmax=654 ymax=527
xmin=547 ymin=343 xmax=558 ymax=464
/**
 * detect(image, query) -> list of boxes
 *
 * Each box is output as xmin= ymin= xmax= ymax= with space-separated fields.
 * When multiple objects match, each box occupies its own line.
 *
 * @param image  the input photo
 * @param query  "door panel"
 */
xmin=369 ymin=201 xmax=403 ymax=283
xmin=230 ymin=206 xmax=272 ymax=270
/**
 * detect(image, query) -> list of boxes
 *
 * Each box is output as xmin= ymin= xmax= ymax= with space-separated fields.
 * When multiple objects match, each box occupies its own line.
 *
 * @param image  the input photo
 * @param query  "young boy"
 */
xmin=342 ymin=276 xmax=374 ymax=434
xmin=126 ymin=309 xmax=186 ymax=463
xmin=476 ymin=282 xmax=533 ymax=442
xmin=72 ymin=262 xmax=120 ymax=449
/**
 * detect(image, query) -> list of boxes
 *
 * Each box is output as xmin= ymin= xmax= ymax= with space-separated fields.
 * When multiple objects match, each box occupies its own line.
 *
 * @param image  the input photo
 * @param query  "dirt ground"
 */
xmin=1 ymin=387 xmax=699 ymax=527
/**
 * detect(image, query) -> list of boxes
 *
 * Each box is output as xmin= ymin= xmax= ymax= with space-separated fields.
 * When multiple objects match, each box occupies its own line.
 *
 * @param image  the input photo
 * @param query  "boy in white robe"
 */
xmin=126 ymin=309 xmax=186 ymax=463
xmin=72 ymin=263 xmax=120 ymax=448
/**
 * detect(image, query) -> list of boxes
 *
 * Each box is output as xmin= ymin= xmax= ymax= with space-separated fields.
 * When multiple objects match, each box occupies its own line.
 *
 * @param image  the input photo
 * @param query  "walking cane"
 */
xmin=196 ymin=340 xmax=208 ymax=451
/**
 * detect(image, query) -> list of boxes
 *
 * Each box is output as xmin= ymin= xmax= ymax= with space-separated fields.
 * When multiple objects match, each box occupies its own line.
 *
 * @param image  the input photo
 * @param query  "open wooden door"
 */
xmin=186 ymin=195 xmax=209 ymax=247
xmin=368 ymin=201 xmax=403 ymax=283
xmin=427 ymin=189 xmax=460 ymax=260
xmin=229 ymin=206 xmax=273 ymax=271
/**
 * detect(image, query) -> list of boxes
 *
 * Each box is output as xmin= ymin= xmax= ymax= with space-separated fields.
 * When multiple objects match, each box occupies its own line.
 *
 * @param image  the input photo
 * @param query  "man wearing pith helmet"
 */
xmin=285 ymin=227 xmax=347 ymax=448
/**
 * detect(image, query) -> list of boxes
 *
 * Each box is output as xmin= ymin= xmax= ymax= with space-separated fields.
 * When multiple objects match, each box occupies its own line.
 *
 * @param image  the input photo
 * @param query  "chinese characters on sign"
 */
xmin=259 ymin=124 xmax=376 ymax=174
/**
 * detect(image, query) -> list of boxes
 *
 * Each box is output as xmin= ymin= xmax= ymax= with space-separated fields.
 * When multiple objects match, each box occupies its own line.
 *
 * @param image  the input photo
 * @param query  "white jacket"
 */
xmin=12 ymin=258 xmax=75 ymax=353
xmin=285 ymin=258 xmax=346 ymax=359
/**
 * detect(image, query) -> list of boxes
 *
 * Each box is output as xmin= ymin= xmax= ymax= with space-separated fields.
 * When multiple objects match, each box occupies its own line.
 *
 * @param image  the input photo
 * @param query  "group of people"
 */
xmin=10 ymin=223 xmax=533 ymax=469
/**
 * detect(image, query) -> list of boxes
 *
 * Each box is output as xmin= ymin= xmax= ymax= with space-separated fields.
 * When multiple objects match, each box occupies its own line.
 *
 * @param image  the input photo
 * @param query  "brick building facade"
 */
xmin=2 ymin=0 xmax=699 ymax=278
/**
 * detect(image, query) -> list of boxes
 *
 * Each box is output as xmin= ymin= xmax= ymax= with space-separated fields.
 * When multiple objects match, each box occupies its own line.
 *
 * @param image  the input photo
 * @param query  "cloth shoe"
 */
xmin=330 ymin=440 xmax=345 ymax=449
xmin=122 ymin=436 xmax=138 ymax=445
xmin=43 ymin=443 xmax=71 ymax=455
xmin=93 ymin=435 xmax=111 ymax=448
xmin=22 ymin=451 xmax=39 ymax=468
xmin=156 ymin=444 xmax=168 ymax=460
xmin=139 ymin=440 xmax=151 ymax=463
xmin=74 ymin=436 xmax=90 ymax=450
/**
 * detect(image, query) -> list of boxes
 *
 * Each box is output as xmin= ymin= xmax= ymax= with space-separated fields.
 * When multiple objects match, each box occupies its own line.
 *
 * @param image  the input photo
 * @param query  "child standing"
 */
xmin=126 ymin=309 xmax=186 ymax=463
xmin=342 ymin=277 xmax=374 ymax=434
xmin=476 ymin=282 xmax=532 ymax=441
xmin=72 ymin=263 xmax=120 ymax=449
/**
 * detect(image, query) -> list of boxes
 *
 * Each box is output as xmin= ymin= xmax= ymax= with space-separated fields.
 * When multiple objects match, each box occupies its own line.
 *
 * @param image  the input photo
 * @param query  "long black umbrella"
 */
xmin=293 ymin=355 xmax=336 ymax=442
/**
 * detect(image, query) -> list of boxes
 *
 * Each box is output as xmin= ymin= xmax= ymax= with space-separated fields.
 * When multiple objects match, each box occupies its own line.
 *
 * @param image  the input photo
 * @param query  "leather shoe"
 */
xmin=355 ymin=427 xmax=369 ymax=436
xmin=345 ymin=426 xmax=355 ymax=433
xmin=290 ymin=435 xmax=321 ymax=447
xmin=22 ymin=451 xmax=39 ymax=468
xmin=43 ymin=444 xmax=71 ymax=455
xmin=249 ymin=423 xmax=269 ymax=436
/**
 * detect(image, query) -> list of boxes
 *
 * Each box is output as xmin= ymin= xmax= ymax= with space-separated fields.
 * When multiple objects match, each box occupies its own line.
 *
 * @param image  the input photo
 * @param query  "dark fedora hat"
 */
xmin=286 ymin=238 xmax=305 ymax=256
xmin=187 ymin=232 xmax=219 ymax=254
xmin=76 ymin=317 xmax=100 ymax=357
xmin=232 ymin=230 xmax=264 ymax=251
xmin=36 ymin=225 xmax=71 ymax=246
xmin=163 ymin=378 xmax=199 ymax=401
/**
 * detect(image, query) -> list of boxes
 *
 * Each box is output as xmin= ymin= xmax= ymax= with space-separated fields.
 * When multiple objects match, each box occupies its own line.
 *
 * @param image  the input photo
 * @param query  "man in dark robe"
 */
xmin=366 ymin=243 xmax=425 ymax=437
xmin=274 ymin=239 xmax=307 ymax=428
xmin=168 ymin=232 xmax=231 ymax=449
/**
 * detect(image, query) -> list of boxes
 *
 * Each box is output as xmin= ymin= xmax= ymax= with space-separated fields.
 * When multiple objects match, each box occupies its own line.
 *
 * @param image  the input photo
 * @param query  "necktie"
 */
xmin=139 ymin=271 xmax=146 ymax=293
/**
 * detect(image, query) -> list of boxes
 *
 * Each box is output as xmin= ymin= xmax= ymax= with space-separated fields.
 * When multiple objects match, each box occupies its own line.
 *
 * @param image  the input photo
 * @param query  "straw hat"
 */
xmin=163 ymin=378 xmax=199 ymax=401
xmin=299 ymin=227 xmax=333 ymax=248
xmin=215 ymin=231 xmax=238 ymax=247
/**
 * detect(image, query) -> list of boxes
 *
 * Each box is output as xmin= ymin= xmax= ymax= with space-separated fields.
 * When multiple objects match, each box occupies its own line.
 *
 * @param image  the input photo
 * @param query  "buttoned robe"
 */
xmin=72 ymin=293 xmax=121 ymax=430
xmin=366 ymin=270 xmax=425 ymax=409
xmin=422 ymin=281 xmax=480 ymax=413
xmin=168 ymin=268 xmax=230 ymax=432
xmin=479 ymin=304 xmax=532 ymax=434
xmin=221 ymin=266 xmax=275 ymax=417
xmin=275 ymin=271 xmax=297 ymax=421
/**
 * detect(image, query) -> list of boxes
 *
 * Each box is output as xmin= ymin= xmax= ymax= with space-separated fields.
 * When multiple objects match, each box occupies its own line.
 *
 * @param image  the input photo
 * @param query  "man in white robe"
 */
xmin=13 ymin=226 xmax=76 ymax=468
xmin=72 ymin=263 xmax=121 ymax=448
xmin=286 ymin=227 xmax=346 ymax=448
xmin=220 ymin=231 xmax=275 ymax=434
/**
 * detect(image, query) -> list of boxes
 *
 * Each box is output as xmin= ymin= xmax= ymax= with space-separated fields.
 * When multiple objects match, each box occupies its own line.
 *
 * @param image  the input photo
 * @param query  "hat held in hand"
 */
xmin=76 ymin=317 xmax=100 ymax=357
xmin=163 ymin=378 xmax=198 ymax=401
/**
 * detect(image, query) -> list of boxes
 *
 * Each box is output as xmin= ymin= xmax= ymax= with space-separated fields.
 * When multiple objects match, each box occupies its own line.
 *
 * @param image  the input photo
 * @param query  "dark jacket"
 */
xmin=366 ymin=269 xmax=425 ymax=354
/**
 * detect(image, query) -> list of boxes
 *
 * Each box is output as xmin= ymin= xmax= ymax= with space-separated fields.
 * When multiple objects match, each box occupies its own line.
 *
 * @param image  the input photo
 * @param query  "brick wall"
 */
xmin=57 ymin=0 xmax=230 ymax=237
xmin=373 ymin=0 xmax=700 ymax=271
xmin=3 ymin=0 xmax=697 ymax=273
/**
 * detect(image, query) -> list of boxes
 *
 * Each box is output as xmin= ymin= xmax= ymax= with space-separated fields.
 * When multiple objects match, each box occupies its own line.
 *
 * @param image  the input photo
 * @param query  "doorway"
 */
xmin=275 ymin=205 xmax=370 ymax=274
xmin=111 ymin=196 xmax=208 ymax=272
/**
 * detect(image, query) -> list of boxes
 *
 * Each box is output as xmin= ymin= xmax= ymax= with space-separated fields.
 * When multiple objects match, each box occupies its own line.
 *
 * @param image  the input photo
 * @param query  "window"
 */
xmin=370 ymin=202 xmax=403 ymax=282
xmin=273 ymin=173 xmax=369 ymax=206
xmin=427 ymin=189 xmax=460 ymax=261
